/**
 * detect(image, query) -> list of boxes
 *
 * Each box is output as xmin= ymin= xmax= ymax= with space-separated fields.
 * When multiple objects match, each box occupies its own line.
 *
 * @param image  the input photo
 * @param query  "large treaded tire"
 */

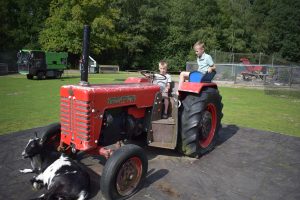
xmin=178 ymin=87 xmax=223 ymax=157
xmin=101 ymin=144 xmax=148 ymax=200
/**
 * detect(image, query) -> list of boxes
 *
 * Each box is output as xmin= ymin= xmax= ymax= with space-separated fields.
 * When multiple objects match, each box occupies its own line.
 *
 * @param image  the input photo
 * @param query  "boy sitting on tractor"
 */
xmin=177 ymin=41 xmax=216 ymax=94
xmin=153 ymin=60 xmax=172 ymax=119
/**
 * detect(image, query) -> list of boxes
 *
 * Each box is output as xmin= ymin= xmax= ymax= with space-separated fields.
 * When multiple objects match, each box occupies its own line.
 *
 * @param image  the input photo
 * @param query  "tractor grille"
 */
xmin=60 ymin=97 xmax=91 ymax=141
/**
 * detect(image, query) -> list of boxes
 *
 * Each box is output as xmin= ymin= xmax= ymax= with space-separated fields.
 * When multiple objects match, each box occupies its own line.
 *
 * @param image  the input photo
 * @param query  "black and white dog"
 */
xmin=20 ymin=136 xmax=90 ymax=200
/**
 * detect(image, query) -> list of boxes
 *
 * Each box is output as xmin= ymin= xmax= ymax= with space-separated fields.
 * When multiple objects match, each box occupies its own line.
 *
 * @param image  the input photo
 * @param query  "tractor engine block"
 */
xmin=99 ymin=108 xmax=145 ymax=146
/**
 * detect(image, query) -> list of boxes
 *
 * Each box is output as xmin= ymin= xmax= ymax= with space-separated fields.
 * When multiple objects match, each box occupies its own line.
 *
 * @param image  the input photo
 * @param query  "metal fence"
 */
xmin=209 ymin=50 xmax=298 ymax=66
xmin=186 ymin=61 xmax=300 ymax=88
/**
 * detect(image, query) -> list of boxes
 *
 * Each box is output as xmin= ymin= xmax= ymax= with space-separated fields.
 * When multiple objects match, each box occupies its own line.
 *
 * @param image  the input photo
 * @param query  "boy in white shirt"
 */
xmin=154 ymin=61 xmax=172 ymax=119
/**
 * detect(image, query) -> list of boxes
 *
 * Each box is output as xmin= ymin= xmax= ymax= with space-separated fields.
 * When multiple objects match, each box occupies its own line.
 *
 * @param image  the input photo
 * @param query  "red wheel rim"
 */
xmin=199 ymin=103 xmax=217 ymax=148
xmin=116 ymin=156 xmax=143 ymax=196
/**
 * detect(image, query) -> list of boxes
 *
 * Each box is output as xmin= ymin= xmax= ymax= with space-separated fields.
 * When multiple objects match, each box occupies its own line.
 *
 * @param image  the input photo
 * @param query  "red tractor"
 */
xmin=42 ymin=26 xmax=223 ymax=200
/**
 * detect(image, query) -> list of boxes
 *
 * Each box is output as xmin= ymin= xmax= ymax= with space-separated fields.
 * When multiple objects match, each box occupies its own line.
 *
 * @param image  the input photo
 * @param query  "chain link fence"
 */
xmin=209 ymin=50 xmax=297 ymax=66
xmin=187 ymin=51 xmax=300 ymax=98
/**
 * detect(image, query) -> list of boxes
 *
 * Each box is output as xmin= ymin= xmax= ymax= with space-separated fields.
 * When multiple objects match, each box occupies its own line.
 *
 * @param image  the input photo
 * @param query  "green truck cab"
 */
xmin=17 ymin=50 xmax=68 ymax=79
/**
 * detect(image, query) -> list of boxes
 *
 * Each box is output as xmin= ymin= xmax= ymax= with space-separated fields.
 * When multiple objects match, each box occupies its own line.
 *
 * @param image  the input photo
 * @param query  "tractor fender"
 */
xmin=179 ymin=82 xmax=218 ymax=94
xmin=124 ymin=77 xmax=150 ymax=83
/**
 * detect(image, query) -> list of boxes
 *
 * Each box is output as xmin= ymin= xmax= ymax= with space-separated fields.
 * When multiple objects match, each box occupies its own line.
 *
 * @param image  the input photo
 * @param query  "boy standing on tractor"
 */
xmin=154 ymin=61 xmax=172 ymax=119
xmin=177 ymin=41 xmax=216 ymax=94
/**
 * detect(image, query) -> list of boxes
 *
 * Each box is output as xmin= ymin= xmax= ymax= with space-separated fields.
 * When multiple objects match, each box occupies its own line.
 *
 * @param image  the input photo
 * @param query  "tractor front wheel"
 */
xmin=100 ymin=144 xmax=148 ymax=200
xmin=178 ymin=87 xmax=223 ymax=157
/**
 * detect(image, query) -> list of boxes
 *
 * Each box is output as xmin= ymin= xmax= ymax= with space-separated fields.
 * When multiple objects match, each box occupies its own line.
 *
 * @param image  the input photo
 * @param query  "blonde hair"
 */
xmin=193 ymin=41 xmax=205 ymax=49
xmin=159 ymin=60 xmax=168 ymax=68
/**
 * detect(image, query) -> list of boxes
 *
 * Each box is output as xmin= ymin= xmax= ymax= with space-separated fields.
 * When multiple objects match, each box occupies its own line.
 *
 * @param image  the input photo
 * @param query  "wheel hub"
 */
xmin=198 ymin=103 xmax=217 ymax=148
xmin=199 ymin=111 xmax=212 ymax=139
xmin=116 ymin=157 xmax=142 ymax=196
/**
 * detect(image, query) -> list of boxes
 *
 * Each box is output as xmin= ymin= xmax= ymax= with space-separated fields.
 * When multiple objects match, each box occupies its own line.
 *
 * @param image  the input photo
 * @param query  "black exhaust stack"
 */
xmin=80 ymin=25 xmax=90 ymax=86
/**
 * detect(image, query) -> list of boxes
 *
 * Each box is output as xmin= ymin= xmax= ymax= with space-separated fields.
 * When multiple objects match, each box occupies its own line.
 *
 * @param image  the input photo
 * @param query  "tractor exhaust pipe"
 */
xmin=80 ymin=25 xmax=90 ymax=86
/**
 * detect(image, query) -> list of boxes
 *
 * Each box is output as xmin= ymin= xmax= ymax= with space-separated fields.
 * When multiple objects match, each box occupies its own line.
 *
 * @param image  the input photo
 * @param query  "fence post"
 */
xmin=234 ymin=65 xmax=237 ymax=84
xmin=214 ymin=49 xmax=217 ymax=63
xmin=288 ymin=66 xmax=293 ymax=88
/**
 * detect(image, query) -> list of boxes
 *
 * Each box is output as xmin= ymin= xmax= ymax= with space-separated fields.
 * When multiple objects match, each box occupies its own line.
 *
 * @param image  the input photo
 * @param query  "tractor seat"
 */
xmin=189 ymin=71 xmax=216 ymax=83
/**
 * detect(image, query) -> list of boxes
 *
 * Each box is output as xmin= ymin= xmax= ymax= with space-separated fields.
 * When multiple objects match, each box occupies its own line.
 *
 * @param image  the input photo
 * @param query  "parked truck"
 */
xmin=17 ymin=50 xmax=68 ymax=79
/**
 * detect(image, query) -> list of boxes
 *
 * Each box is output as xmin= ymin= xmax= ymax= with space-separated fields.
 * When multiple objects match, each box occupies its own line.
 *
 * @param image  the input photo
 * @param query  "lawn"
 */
xmin=0 ymin=72 xmax=299 ymax=137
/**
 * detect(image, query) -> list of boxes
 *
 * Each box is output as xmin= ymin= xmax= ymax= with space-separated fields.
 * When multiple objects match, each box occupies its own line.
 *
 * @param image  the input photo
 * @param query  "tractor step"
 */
xmin=149 ymin=118 xmax=176 ymax=149
xmin=152 ymin=118 xmax=175 ymax=125
xmin=148 ymin=142 xmax=175 ymax=149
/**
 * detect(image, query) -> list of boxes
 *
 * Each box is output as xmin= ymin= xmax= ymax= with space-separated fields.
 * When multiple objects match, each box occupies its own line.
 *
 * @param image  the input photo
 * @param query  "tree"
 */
xmin=110 ymin=0 xmax=169 ymax=69
xmin=0 ymin=0 xmax=50 ymax=51
xmin=162 ymin=0 xmax=220 ymax=71
xmin=265 ymin=0 xmax=300 ymax=62
xmin=217 ymin=0 xmax=252 ymax=53
xmin=39 ymin=0 xmax=120 ymax=55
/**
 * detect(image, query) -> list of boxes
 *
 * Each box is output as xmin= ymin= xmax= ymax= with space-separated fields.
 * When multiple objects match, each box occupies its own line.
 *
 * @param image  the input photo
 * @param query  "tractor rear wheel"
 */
xmin=101 ymin=144 xmax=148 ymax=200
xmin=178 ymin=87 xmax=223 ymax=157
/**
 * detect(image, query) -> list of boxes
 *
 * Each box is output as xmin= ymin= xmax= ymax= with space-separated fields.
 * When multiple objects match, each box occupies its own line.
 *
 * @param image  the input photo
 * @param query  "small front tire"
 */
xmin=101 ymin=144 xmax=148 ymax=200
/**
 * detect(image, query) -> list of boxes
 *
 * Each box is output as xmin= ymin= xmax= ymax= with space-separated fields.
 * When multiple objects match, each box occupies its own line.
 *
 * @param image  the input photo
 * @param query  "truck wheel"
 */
xmin=37 ymin=72 xmax=45 ymax=80
xmin=179 ymin=87 xmax=223 ymax=157
xmin=55 ymin=71 xmax=62 ymax=79
xmin=26 ymin=74 xmax=33 ymax=79
xmin=40 ymin=123 xmax=61 ymax=151
xmin=101 ymin=144 xmax=148 ymax=200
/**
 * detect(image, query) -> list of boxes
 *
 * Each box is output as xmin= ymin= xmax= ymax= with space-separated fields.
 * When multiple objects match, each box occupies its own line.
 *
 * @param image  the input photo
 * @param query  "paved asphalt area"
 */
xmin=0 ymin=124 xmax=299 ymax=200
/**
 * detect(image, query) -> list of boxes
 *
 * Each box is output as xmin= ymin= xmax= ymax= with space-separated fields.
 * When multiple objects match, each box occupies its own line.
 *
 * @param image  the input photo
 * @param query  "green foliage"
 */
xmin=0 ymin=0 xmax=50 ymax=50
xmin=1 ymin=0 xmax=300 ymax=68
xmin=39 ymin=0 xmax=120 ymax=54
xmin=265 ymin=0 xmax=300 ymax=62
xmin=110 ymin=0 xmax=169 ymax=69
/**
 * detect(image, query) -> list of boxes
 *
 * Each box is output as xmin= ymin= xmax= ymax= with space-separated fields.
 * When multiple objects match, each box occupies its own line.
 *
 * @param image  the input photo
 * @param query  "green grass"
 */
xmin=219 ymin=87 xmax=300 ymax=137
xmin=0 ymin=72 xmax=299 ymax=137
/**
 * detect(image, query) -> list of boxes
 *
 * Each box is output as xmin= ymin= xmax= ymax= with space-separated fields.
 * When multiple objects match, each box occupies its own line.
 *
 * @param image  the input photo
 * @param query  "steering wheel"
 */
xmin=140 ymin=70 xmax=167 ymax=81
